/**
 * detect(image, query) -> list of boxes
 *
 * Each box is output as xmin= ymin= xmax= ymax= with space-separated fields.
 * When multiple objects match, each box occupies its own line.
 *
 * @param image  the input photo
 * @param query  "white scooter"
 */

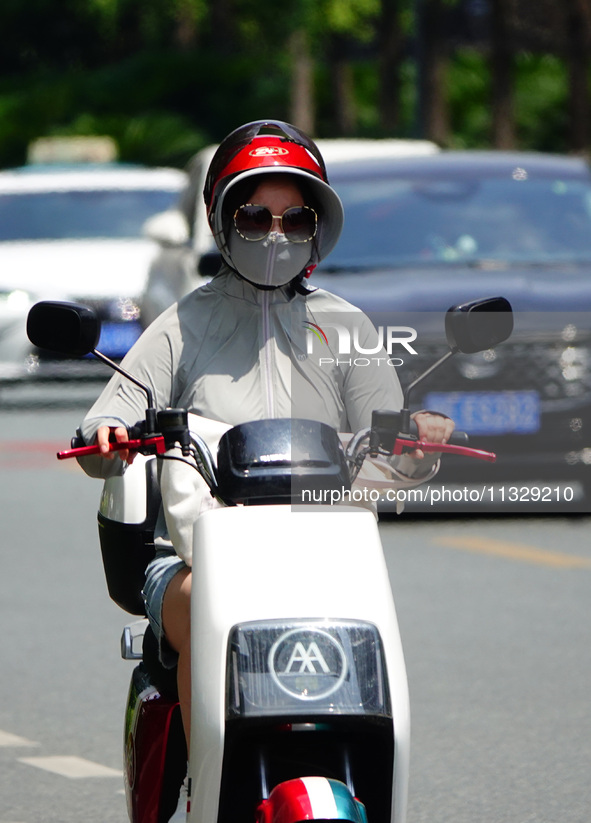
xmin=27 ymin=296 xmax=512 ymax=823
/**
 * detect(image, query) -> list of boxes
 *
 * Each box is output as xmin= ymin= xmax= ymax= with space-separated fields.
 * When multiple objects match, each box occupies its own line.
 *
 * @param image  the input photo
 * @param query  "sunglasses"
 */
xmin=233 ymin=204 xmax=318 ymax=243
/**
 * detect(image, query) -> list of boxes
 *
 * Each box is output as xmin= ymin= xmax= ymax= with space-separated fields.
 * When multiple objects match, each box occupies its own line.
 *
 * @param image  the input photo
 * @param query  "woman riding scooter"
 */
xmin=77 ymin=120 xmax=454 ymax=822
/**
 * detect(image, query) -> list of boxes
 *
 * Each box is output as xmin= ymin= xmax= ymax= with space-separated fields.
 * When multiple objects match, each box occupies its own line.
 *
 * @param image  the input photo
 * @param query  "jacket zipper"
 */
xmin=261 ymin=237 xmax=279 ymax=417
xmin=261 ymin=291 xmax=276 ymax=417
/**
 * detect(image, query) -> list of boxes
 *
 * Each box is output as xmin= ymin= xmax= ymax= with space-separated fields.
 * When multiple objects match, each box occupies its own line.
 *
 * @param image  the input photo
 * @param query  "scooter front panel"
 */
xmin=188 ymin=505 xmax=409 ymax=823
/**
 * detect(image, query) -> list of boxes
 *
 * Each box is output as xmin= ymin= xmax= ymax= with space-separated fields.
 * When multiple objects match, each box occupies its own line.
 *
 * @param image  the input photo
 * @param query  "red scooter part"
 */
xmin=392 ymin=438 xmax=496 ymax=462
xmin=56 ymin=436 xmax=167 ymax=460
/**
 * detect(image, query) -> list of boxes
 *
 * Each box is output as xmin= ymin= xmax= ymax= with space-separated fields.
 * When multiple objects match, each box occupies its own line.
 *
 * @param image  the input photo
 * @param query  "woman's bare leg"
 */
xmin=162 ymin=567 xmax=192 ymax=751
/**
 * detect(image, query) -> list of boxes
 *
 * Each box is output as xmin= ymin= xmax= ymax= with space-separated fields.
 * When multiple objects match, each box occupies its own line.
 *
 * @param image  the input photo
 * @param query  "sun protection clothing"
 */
xmin=78 ymin=267 xmax=440 ymax=557
xmin=79 ymin=265 xmax=440 ymax=458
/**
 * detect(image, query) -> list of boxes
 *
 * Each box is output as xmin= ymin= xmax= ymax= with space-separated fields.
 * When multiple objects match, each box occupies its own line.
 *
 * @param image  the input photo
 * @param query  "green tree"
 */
xmin=566 ymin=0 xmax=591 ymax=153
xmin=0 ymin=0 xmax=589 ymax=167
xmin=490 ymin=0 xmax=516 ymax=148
xmin=377 ymin=0 xmax=407 ymax=134
xmin=416 ymin=0 xmax=451 ymax=144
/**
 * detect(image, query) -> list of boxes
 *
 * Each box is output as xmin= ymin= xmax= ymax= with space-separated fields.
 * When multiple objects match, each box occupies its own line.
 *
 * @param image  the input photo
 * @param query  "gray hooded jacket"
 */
xmin=79 ymin=268 xmax=438 ymax=557
xmin=81 ymin=266 xmax=438 ymax=473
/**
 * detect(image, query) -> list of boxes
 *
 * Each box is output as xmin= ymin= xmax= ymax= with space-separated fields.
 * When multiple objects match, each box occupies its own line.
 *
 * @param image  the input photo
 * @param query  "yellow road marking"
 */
xmin=433 ymin=535 xmax=591 ymax=569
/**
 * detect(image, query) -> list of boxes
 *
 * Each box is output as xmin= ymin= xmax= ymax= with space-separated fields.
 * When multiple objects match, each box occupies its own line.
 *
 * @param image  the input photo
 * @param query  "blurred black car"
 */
xmin=312 ymin=151 xmax=591 ymax=508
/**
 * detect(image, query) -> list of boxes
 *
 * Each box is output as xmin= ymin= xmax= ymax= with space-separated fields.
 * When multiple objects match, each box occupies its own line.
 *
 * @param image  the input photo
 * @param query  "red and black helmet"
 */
xmin=204 ymin=120 xmax=344 ymax=265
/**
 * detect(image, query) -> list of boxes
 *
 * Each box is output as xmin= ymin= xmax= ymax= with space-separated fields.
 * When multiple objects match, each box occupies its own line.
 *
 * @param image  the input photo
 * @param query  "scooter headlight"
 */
xmin=226 ymin=620 xmax=390 ymax=718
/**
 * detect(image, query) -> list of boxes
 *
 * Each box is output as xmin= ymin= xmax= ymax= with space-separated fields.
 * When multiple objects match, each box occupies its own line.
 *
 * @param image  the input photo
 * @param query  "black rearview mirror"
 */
xmin=445 ymin=296 xmax=513 ymax=354
xmin=27 ymin=300 xmax=158 ymax=430
xmin=399 ymin=295 xmax=513 ymax=431
xmin=27 ymin=301 xmax=102 ymax=356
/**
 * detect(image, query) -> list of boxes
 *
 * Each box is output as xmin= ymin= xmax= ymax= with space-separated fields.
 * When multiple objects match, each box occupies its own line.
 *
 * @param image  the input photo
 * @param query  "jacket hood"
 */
xmin=211 ymin=167 xmax=344 ymax=273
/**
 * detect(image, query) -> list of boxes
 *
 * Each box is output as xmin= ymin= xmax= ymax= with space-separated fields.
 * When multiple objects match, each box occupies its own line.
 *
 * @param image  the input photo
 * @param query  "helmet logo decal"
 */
xmin=249 ymin=146 xmax=289 ymax=157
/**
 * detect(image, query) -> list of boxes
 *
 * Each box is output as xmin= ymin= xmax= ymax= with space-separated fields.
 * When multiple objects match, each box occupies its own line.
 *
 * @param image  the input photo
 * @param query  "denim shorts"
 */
xmin=142 ymin=549 xmax=187 ymax=669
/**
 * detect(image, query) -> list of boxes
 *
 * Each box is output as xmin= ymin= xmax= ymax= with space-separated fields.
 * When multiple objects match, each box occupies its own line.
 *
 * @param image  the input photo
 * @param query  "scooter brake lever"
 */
xmin=56 ymin=435 xmax=166 ymax=460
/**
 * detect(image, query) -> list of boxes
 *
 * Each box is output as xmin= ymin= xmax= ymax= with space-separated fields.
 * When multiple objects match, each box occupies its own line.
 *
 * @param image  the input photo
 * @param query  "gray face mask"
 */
xmin=227 ymin=229 xmax=312 ymax=288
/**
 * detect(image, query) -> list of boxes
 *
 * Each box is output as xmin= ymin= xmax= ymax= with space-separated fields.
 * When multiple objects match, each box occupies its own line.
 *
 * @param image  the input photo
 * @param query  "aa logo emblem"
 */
xmin=269 ymin=628 xmax=347 ymax=701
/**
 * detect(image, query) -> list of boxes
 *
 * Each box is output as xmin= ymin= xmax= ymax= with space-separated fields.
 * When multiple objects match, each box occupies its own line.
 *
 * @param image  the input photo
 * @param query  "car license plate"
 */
xmin=96 ymin=321 xmax=142 ymax=358
xmin=423 ymin=390 xmax=541 ymax=435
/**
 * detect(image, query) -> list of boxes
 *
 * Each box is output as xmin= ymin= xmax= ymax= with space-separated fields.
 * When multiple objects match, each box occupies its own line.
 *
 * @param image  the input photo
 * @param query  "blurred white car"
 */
xmin=139 ymin=138 xmax=439 ymax=326
xmin=0 ymin=163 xmax=186 ymax=383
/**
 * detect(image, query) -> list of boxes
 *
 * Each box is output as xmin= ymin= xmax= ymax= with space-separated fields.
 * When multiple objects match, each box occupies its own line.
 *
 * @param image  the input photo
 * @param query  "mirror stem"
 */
xmin=91 ymin=348 xmax=158 ymax=434
xmin=399 ymin=349 xmax=456 ymax=434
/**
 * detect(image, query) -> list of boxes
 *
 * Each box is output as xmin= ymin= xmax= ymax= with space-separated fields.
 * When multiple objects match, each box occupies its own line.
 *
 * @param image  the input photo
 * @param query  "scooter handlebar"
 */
xmin=407 ymin=419 xmax=468 ymax=447
xmin=446 ymin=430 xmax=469 ymax=447
xmin=56 ymin=426 xmax=494 ymax=464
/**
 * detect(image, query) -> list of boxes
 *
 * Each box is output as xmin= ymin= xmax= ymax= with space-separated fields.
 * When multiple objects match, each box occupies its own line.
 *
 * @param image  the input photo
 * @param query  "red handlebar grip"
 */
xmin=394 ymin=438 xmax=496 ymax=462
xmin=56 ymin=438 xmax=163 ymax=460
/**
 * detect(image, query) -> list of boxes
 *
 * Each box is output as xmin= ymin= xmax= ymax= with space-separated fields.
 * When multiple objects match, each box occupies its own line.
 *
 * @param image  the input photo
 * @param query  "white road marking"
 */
xmin=0 ymin=729 xmax=39 ymax=747
xmin=18 ymin=755 xmax=123 ymax=778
